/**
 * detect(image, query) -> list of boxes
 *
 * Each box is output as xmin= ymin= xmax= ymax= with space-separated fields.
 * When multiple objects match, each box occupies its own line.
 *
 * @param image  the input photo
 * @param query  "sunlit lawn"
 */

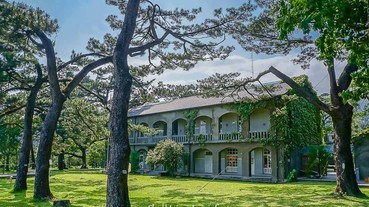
xmin=0 ymin=170 xmax=369 ymax=206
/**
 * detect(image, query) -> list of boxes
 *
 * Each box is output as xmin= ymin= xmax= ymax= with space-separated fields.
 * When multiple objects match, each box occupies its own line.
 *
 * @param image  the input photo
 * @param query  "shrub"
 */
xmin=307 ymin=145 xmax=330 ymax=177
xmin=130 ymin=151 xmax=140 ymax=173
xmin=287 ymin=169 xmax=298 ymax=182
xmin=146 ymin=139 xmax=184 ymax=176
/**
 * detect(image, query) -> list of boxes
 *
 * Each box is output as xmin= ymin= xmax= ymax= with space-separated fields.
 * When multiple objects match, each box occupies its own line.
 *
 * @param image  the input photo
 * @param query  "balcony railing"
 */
xmin=129 ymin=131 xmax=269 ymax=145
xmin=193 ymin=134 xmax=213 ymax=142
xmin=219 ymin=133 xmax=240 ymax=141
xmin=172 ymin=135 xmax=189 ymax=143
xmin=248 ymin=131 xmax=268 ymax=140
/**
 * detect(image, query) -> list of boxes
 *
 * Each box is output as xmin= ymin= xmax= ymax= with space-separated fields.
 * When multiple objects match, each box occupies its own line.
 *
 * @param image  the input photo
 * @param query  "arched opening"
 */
xmin=219 ymin=148 xmax=239 ymax=174
xmin=138 ymin=149 xmax=148 ymax=171
xmin=172 ymin=118 xmax=187 ymax=143
xmin=153 ymin=121 xmax=167 ymax=136
xmin=193 ymin=149 xmax=213 ymax=174
xmin=250 ymin=147 xmax=272 ymax=176
xmin=138 ymin=123 xmax=149 ymax=137
xmin=249 ymin=109 xmax=270 ymax=139
xmin=219 ymin=112 xmax=241 ymax=141
xmin=194 ymin=116 xmax=212 ymax=141
xmin=194 ymin=116 xmax=212 ymax=135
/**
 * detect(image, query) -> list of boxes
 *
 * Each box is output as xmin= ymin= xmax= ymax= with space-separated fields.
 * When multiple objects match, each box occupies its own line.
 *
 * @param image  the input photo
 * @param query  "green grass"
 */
xmin=0 ymin=170 xmax=369 ymax=206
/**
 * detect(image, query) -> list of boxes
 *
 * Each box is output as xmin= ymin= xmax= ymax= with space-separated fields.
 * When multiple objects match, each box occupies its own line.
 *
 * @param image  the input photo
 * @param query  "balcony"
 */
xmin=129 ymin=131 xmax=268 ymax=145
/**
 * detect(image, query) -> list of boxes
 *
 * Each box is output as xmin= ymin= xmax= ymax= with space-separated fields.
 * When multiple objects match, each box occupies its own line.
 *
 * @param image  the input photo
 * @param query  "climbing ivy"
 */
xmin=268 ymin=94 xmax=322 ymax=154
xmin=183 ymin=109 xmax=198 ymax=142
xmin=234 ymin=75 xmax=322 ymax=155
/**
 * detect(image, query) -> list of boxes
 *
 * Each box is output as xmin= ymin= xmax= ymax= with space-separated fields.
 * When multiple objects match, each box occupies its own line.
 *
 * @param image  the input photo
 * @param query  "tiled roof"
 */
xmin=128 ymin=82 xmax=290 ymax=117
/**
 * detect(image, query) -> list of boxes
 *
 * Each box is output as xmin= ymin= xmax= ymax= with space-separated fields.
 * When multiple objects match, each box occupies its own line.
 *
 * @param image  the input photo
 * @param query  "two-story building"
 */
xmin=128 ymin=83 xmax=296 ymax=182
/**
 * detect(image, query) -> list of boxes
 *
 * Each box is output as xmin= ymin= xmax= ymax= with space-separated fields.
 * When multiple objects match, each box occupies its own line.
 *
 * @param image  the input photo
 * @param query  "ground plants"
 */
xmin=0 ymin=170 xmax=368 ymax=206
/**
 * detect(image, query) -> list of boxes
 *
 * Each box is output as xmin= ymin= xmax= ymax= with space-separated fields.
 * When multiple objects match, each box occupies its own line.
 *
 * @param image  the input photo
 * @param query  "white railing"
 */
xmin=136 ymin=137 xmax=149 ymax=144
xmin=193 ymin=134 xmax=212 ymax=142
xmin=248 ymin=131 xmax=268 ymax=140
xmin=129 ymin=131 xmax=269 ymax=145
xmin=263 ymin=168 xmax=272 ymax=174
xmin=219 ymin=133 xmax=240 ymax=141
xmin=171 ymin=135 xmax=188 ymax=143
xmin=152 ymin=136 xmax=167 ymax=144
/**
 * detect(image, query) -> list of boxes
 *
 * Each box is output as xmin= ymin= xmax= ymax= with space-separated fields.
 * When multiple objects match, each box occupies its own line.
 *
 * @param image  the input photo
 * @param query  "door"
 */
xmin=263 ymin=149 xmax=272 ymax=174
xmin=204 ymin=152 xmax=213 ymax=173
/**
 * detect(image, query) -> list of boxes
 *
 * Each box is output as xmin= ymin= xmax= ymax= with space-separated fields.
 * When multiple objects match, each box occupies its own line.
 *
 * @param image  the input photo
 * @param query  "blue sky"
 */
xmin=15 ymin=0 xmax=331 ymax=93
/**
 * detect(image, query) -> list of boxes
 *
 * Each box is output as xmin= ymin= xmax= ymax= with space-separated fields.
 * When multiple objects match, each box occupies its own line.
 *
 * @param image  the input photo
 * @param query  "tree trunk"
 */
xmin=81 ymin=148 xmax=87 ymax=169
xmin=5 ymin=155 xmax=10 ymax=172
xmin=268 ymin=66 xmax=362 ymax=195
xmin=332 ymin=105 xmax=362 ymax=196
xmin=58 ymin=152 xmax=66 ymax=170
xmin=34 ymin=99 xmax=64 ymax=200
xmin=14 ymin=73 xmax=43 ymax=191
xmin=30 ymin=146 xmax=36 ymax=169
xmin=107 ymin=0 xmax=139 ymax=206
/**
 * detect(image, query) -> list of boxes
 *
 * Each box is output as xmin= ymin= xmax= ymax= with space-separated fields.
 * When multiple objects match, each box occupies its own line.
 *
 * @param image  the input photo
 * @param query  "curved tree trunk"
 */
xmin=81 ymin=148 xmax=87 ymax=169
xmin=332 ymin=105 xmax=362 ymax=196
xmin=34 ymin=99 xmax=64 ymax=200
xmin=14 ymin=67 xmax=43 ymax=191
xmin=107 ymin=0 xmax=139 ymax=206
xmin=267 ymin=65 xmax=362 ymax=196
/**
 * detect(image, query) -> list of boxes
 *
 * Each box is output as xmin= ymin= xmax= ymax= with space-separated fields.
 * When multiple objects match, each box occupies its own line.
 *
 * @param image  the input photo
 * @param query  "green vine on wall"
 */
xmin=183 ymin=109 xmax=198 ymax=142
xmin=233 ymin=75 xmax=322 ymax=155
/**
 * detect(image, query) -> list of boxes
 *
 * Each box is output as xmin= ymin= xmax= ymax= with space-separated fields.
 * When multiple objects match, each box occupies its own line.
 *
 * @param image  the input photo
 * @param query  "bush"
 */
xmin=306 ymin=145 xmax=330 ymax=177
xmin=146 ymin=139 xmax=184 ymax=176
xmin=287 ymin=169 xmax=298 ymax=182
xmin=130 ymin=151 xmax=140 ymax=173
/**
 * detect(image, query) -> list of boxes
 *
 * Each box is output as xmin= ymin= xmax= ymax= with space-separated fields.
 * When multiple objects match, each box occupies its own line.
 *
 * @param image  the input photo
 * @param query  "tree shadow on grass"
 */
xmin=0 ymin=190 xmax=52 ymax=207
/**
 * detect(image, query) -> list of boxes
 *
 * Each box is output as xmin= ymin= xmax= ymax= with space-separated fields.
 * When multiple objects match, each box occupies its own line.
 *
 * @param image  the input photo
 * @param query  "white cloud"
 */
xmin=144 ymin=54 xmax=338 ymax=94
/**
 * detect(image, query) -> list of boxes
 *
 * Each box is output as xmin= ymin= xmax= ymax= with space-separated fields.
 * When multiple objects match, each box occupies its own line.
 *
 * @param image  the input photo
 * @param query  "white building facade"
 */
xmin=128 ymin=85 xmax=290 ymax=182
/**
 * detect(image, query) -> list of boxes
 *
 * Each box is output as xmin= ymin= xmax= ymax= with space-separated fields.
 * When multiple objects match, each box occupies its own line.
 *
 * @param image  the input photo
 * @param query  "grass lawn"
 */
xmin=0 ymin=170 xmax=368 ymax=206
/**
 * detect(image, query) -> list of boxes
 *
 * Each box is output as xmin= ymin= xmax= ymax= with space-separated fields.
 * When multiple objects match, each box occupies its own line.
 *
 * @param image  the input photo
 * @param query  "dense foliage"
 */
xmin=235 ymin=76 xmax=322 ymax=154
xmin=146 ymin=139 xmax=184 ymax=176
xmin=277 ymin=0 xmax=369 ymax=101
xmin=306 ymin=145 xmax=330 ymax=177
xmin=129 ymin=151 xmax=140 ymax=173
xmin=0 ymin=119 xmax=22 ymax=172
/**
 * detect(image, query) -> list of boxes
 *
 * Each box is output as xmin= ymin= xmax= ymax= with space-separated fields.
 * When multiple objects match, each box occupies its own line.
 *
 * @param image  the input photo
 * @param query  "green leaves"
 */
xmin=276 ymin=0 xmax=369 ymax=101
xmin=146 ymin=139 xmax=184 ymax=176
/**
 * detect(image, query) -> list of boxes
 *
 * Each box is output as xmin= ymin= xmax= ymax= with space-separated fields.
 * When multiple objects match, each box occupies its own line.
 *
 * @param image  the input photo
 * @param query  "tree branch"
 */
xmin=337 ymin=63 xmax=358 ymax=92
xmin=57 ymin=53 xmax=107 ymax=71
xmin=63 ymin=152 xmax=82 ymax=159
xmin=63 ymin=56 xmax=112 ymax=97
xmin=268 ymin=66 xmax=331 ymax=113
xmin=35 ymin=29 xmax=62 ymax=101
xmin=0 ymin=105 xmax=26 ymax=118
